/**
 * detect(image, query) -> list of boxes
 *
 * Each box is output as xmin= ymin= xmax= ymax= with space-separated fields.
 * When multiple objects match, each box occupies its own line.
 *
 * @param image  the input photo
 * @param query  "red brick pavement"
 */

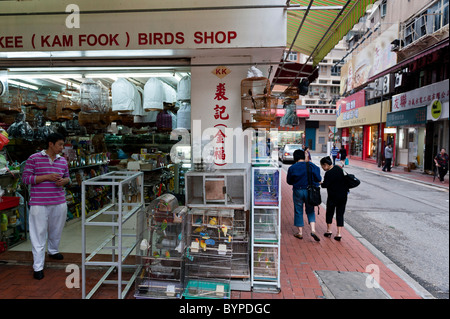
xmin=232 ymin=169 xmax=422 ymax=299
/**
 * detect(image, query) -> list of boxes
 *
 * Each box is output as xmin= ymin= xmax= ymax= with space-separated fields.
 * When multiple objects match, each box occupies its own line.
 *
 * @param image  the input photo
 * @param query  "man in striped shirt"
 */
xmin=22 ymin=133 xmax=70 ymax=280
xmin=330 ymin=143 xmax=339 ymax=165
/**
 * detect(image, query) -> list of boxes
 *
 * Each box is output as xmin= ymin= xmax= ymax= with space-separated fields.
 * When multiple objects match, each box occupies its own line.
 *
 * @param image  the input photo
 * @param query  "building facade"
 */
xmin=337 ymin=0 xmax=449 ymax=171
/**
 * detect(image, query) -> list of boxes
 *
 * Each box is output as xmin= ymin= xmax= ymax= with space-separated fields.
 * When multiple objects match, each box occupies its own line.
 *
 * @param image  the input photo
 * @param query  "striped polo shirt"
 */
xmin=22 ymin=150 xmax=69 ymax=206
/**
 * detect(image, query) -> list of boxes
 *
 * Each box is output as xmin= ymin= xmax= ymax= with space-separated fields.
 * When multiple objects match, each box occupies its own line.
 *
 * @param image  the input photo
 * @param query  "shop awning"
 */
xmin=286 ymin=0 xmax=377 ymax=66
xmin=272 ymin=62 xmax=319 ymax=87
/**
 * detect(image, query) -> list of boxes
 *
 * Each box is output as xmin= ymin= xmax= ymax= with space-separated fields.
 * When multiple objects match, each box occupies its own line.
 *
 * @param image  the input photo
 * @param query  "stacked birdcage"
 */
xmin=135 ymin=194 xmax=188 ymax=299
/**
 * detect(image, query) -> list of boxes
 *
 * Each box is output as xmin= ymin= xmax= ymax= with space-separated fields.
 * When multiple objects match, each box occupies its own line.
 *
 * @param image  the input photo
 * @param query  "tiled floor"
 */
xmin=0 ymin=157 xmax=432 ymax=299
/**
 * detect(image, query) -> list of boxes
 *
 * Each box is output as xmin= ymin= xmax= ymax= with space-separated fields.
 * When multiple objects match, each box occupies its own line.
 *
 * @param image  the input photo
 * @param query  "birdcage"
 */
xmin=56 ymin=92 xmax=73 ymax=120
xmin=241 ymin=77 xmax=271 ymax=111
xmin=241 ymin=93 xmax=277 ymax=130
xmin=80 ymin=79 xmax=102 ymax=113
xmin=62 ymin=83 xmax=81 ymax=112
xmin=32 ymin=92 xmax=49 ymax=111
xmin=44 ymin=93 xmax=57 ymax=121
xmin=135 ymin=196 xmax=188 ymax=299
xmin=23 ymin=90 xmax=38 ymax=107
xmin=0 ymin=89 xmax=22 ymax=114
xmin=183 ymin=208 xmax=233 ymax=299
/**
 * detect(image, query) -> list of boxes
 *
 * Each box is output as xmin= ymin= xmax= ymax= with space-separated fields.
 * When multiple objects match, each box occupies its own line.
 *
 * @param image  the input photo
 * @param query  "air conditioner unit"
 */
xmin=394 ymin=73 xmax=403 ymax=88
xmin=382 ymin=74 xmax=394 ymax=95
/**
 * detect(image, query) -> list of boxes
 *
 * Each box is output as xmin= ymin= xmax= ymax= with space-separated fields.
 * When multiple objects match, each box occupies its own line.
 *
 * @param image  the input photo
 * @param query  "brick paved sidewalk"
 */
xmin=232 ymin=170 xmax=422 ymax=299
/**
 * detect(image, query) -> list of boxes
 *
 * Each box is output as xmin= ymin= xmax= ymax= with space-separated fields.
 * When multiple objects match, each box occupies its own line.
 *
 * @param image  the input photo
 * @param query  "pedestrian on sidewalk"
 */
xmin=22 ymin=133 xmax=70 ymax=280
xmin=303 ymin=146 xmax=312 ymax=162
xmin=382 ymin=143 xmax=393 ymax=172
xmin=287 ymin=149 xmax=322 ymax=241
xmin=319 ymin=156 xmax=348 ymax=241
xmin=330 ymin=143 xmax=339 ymax=165
xmin=434 ymin=148 xmax=449 ymax=184
xmin=339 ymin=145 xmax=347 ymax=168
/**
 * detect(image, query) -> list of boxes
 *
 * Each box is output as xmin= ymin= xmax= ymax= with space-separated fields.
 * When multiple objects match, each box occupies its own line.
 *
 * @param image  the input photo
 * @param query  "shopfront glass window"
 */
xmin=368 ymin=124 xmax=379 ymax=161
xmin=350 ymin=127 xmax=363 ymax=157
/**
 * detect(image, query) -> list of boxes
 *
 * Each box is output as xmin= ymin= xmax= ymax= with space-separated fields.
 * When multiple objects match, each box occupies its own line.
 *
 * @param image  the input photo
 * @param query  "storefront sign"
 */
xmin=0 ymin=0 xmax=286 ymax=53
xmin=336 ymin=101 xmax=390 ymax=129
xmin=392 ymin=79 xmax=449 ymax=112
xmin=386 ymin=106 xmax=427 ymax=127
xmin=336 ymin=90 xmax=366 ymax=117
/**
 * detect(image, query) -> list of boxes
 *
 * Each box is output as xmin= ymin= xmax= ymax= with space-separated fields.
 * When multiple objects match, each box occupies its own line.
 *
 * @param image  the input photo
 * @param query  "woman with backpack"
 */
xmin=319 ymin=156 xmax=349 ymax=241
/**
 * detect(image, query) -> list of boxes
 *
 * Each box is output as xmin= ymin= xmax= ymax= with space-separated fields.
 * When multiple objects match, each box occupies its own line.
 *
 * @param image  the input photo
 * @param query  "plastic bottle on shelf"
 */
xmin=1 ymin=213 xmax=8 ymax=232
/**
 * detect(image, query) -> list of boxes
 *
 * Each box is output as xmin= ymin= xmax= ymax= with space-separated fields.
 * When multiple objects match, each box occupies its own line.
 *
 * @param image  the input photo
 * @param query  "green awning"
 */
xmin=287 ymin=0 xmax=376 ymax=66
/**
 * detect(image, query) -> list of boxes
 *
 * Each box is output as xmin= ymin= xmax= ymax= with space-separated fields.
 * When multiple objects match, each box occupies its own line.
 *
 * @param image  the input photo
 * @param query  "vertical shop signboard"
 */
xmin=212 ymin=66 xmax=232 ymax=166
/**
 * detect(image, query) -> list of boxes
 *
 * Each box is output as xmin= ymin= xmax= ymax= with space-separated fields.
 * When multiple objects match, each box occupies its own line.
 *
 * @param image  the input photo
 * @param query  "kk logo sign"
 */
xmin=212 ymin=66 xmax=231 ymax=79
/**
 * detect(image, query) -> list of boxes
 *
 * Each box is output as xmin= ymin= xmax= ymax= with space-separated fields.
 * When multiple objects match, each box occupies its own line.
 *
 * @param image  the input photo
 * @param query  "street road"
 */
xmin=281 ymin=157 xmax=449 ymax=299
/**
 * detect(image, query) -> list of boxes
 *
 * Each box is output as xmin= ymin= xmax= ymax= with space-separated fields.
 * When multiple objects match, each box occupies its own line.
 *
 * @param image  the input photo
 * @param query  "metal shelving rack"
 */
xmin=251 ymin=165 xmax=281 ymax=293
xmin=81 ymin=171 xmax=144 ymax=299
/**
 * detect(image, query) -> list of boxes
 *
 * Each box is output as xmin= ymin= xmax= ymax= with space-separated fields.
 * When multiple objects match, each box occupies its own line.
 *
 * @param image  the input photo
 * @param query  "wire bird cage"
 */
xmin=183 ymin=208 xmax=233 ymax=299
xmin=135 ymin=194 xmax=188 ymax=299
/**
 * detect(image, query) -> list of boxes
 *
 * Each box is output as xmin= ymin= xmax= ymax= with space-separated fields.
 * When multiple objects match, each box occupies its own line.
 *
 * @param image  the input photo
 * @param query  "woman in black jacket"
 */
xmin=319 ymin=156 xmax=348 ymax=241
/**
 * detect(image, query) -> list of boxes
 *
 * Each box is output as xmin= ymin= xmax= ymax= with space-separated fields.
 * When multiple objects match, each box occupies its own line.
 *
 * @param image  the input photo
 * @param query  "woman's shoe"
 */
xmin=324 ymin=232 xmax=332 ymax=238
xmin=334 ymin=236 xmax=342 ymax=241
xmin=294 ymin=233 xmax=303 ymax=240
xmin=311 ymin=232 xmax=320 ymax=242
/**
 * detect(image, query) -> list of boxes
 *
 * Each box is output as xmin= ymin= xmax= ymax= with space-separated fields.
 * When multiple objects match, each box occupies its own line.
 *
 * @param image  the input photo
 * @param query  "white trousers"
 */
xmin=29 ymin=203 xmax=67 ymax=271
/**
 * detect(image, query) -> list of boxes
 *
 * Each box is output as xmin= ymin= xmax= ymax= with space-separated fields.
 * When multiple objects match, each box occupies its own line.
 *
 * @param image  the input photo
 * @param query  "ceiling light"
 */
xmin=7 ymin=80 xmax=40 ymax=91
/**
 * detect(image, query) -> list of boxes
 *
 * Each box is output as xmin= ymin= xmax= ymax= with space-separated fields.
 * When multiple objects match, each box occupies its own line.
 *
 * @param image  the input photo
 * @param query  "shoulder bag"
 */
xmin=306 ymin=162 xmax=322 ymax=207
xmin=342 ymin=168 xmax=360 ymax=189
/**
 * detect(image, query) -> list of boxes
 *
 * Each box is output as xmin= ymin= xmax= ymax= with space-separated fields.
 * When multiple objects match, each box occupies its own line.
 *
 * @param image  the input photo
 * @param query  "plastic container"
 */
xmin=0 ymin=196 xmax=20 ymax=211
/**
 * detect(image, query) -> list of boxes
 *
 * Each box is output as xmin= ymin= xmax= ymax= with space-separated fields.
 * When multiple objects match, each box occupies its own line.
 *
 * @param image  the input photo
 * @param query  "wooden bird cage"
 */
xmin=241 ymin=77 xmax=271 ymax=111
xmin=241 ymin=95 xmax=277 ymax=130
xmin=0 ymin=89 xmax=22 ymax=114
xmin=56 ymin=92 xmax=73 ymax=121
xmin=23 ymin=90 xmax=38 ymax=107
xmin=44 ymin=94 xmax=57 ymax=121
xmin=32 ymin=92 xmax=49 ymax=111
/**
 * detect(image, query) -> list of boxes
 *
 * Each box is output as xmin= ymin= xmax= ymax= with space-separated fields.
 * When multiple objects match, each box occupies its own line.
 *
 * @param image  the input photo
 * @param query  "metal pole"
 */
xmin=378 ymin=90 xmax=384 ymax=167
xmin=81 ymin=182 xmax=86 ymax=299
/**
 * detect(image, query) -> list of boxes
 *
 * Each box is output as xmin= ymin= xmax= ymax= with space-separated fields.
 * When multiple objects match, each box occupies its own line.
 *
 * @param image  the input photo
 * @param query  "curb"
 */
xmin=341 ymin=208 xmax=436 ymax=299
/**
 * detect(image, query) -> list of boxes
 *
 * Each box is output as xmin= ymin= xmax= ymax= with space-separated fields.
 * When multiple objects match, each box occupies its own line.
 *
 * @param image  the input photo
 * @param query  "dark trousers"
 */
xmin=382 ymin=158 xmax=392 ymax=171
xmin=438 ymin=166 xmax=448 ymax=181
xmin=326 ymin=197 xmax=347 ymax=227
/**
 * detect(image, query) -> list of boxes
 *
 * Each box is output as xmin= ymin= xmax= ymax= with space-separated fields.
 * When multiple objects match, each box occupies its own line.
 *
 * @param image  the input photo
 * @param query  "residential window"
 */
xmin=284 ymin=51 xmax=298 ymax=61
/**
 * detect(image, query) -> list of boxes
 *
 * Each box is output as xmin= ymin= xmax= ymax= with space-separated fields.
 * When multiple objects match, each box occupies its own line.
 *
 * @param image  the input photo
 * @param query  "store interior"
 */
xmin=0 ymin=64 xmax=285 ymax=298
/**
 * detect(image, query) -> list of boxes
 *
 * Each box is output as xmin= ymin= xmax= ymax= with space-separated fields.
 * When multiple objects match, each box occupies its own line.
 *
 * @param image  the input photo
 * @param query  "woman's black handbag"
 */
xmin=306 ymin=162 xmax=322 ymax=206
xmin=343 ymin=169 xmax=360 ymax=189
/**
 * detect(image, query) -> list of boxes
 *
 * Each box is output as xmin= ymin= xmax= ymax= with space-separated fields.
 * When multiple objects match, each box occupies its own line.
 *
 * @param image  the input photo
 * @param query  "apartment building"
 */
xmin=337 ymin=0 xmax=448 ymax=171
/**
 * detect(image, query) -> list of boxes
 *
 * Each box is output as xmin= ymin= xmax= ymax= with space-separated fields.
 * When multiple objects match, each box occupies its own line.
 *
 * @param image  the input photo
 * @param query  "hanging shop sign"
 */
xmin=336 ymin=101 xmax=390 ymax=129
xmin=386 ymin=106 xmax=427 ymax=127
xmin=392 ymin=79 xmax=449 ymax=113
xmin=0 ymin=0 xmax=286 ymax=53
